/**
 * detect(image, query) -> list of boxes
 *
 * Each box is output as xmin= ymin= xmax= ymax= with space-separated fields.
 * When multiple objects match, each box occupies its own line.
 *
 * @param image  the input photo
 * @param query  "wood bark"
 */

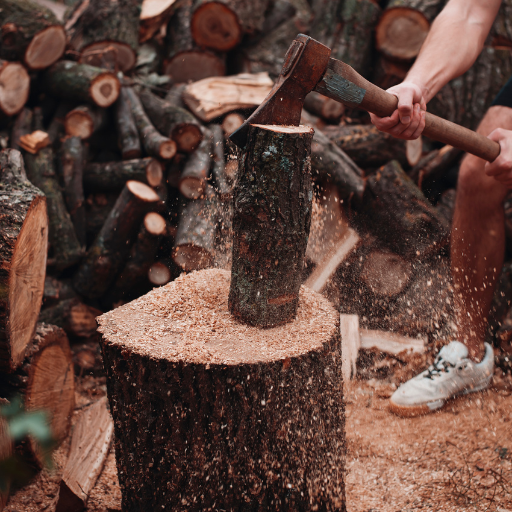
xmin=376 ymin=0 xmax=445 ymax=62
xmin=229 ymin=124 xmax=314 ymax=328
xmin=58 ymin=136 xmax=86 ymax=247
xmin=83 ymin=158 xmax=163 ymax=192
xmin=428 ymin=47 xmax=512 ymax=131
xmin=210 ymin=123 xmax=233 ymax=199
xmin=0 ymin=149 xmax=47 ymax=373
xmin=139 ymin=88 xmax=203 ymax=153
xmin=179 ymin=128 xmax=212 ymax=199
xmin=39 ymin=298 xmax=101 ymax=339
xmin=323 ymin=123 xmax=409 ymax=169
xmin=372 ymin=56 xmax=410 ymax=91
xmin=435 ymin=188 xmax=456 ymax=226
xmin=47 ymin=101 xmax=73 ymax=145
xmin=139 ymin=0 xmax=178 ymax=43
xmin=0 ymin=324 xmax=74 ymax=467
xmin=10 ymin=108 xmax=33 ymax=151
xmin=0 ymin=60 xmax=30 ymax=116
xmin=361 ymin=160 xmax=449 ymax=259
xmin=0 ymin=413 xmax=12 ymax=511
xmin=84 ymin=192 xmax=118 ymax=246
xmin=43 ymin=276 xmax=77 ymax=308
xmin=114 ymin=86 xmax=141 ymax=160
xmin=172 ymin=188 xmax=218 ymax=272
xmin=304 ymin=91 xmax=344 ymax=123
xmin=64 ymin=105 xmax=107 ymax=140
xmin=191 ymin=0 xmax=269 ymax=52
xmin=0 ymin=0 xmax=66 ymax=70
xmin=64 ymin=0 xmax=140 ymax=72
xmin=44 ymin=61 xmax=120 ymax=108
xmin=55 ymin=398 xmax=114 ymax=512
xmin=73 ymin=181 xmax=160 ymax=299
xmin=164 ymin=0 xmax=226 ymax=83
xmin=124 ymin=86 xmax=177 ymax=160
xmin=98 ymin=268 xmax=345 ymax=512
xmin=24 ymin=147 xmax=83 ymax=270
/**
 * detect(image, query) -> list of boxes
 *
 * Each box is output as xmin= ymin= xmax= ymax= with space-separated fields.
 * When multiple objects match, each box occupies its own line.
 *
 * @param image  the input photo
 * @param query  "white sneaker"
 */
xmin=389 ymin=341 xmax=494 ymax=417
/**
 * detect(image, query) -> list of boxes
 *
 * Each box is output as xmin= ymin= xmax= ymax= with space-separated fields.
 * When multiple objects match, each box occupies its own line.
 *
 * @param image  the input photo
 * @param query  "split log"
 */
xmin=323 ymin=123 xmax=409 ymax=169
xmin=210 ymin=123 xmax=233 ymax=199
xmin=24 ymin=147 xmax=83 ymax=270
xmin=84 ymin=158 xmax=163 ymax=192
xmin=376 ymin=0 xmax=445 ymax=62
xmin=164 ymin=0 xmax=226 ymax=83
xmin=339 ymin=314 xmax=360 ymax=383
xmin=428 ymin=46 xmax=512 ymax=130
xmin=229 ymin=124 xmax=314 ymax=327
xmin=139 ymin=88 xmax=203 ymax=153
xmin=147 ymin=261 xmax=172 ymax=286
xmin=140 ymin=0 xmax=178 ymax=43
xmin=64 ymin=105 xmax=107 ymax=140
xmin=98 ymin=268 xmax=345 ymax=511
xmin=179 ymin=128 xmax=212 ymax=199
xmin=44 ymin=61 xmax=120 ymax=108
xmin=55 ymin=398 xmax=114 ymax=512
xmin=0 ymin=0 xmax=66 ymax=70
xmin=0 ymin=149 xmax=47 ymax=373
xmin=304 ymin=91 xmax=344 ymax=123
xmin=191 ymin=0 xmax=269 ymax=52
xmin=64 ymin=0 xmax=140 ymax=72
xmin=406 ymin=136 xmax=423 ymax=167
xmin=359 ymin=329 xmax=426 ymax=355
xmin=310 ymin=128 xmax=365 ymax=205
xmin=0 ymin=60 xmax=30 ymax=116
xmin=73 ymin=181 xmax=160 ymax=299
xmin=361 ymin=160 xmax=449 ymax=259
xmin=18 ymin=130 xmax=51 ymax=154
xmin=58 ymin=136 xmax=86 ymax=247
xmin=124 ymin=86 xmax=177 ymax=160
xmin=39 ymin=298 xmax=100 ymax=339
xmin=182 ymin=72 xmax=273 ymax=122
xmin=0 ymin=324 xmax=74 ymax=467
xmin=10 ymin=108 xmax=33 ymax=151
xmin=221 ymin=112 xmax=245 ymax=136
xmin=115 ymin=86 xmax=141 ymax=160
xmin=106 ymin=212 xmax=166 ymax=304
xmin=172 ymin=188 xmax=218 ymax=272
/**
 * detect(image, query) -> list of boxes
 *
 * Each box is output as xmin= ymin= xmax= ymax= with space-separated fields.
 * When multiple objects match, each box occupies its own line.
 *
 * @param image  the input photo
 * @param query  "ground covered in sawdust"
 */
xmin=4 ymin=362 xmax=512 ymax=511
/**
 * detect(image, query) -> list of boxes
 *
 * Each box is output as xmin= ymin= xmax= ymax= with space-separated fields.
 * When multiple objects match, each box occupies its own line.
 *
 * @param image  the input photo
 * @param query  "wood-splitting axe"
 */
xmin=230 ymin=33 xmax=500 ymax=162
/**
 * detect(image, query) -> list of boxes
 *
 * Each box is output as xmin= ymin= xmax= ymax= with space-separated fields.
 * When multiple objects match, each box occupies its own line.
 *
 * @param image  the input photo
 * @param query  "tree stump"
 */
xmin=98 ymin=269 xmax=345 ymax=512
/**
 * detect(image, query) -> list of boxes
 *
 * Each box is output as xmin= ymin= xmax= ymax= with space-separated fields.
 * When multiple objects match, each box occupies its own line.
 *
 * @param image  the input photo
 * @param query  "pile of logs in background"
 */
xmin=2 ymin=0 xmax=512 ymax=506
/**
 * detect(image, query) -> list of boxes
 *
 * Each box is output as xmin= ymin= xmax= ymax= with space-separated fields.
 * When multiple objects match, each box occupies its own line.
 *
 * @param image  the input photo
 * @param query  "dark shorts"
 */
xmin=492 ymin=76 xmax=512 ymax=108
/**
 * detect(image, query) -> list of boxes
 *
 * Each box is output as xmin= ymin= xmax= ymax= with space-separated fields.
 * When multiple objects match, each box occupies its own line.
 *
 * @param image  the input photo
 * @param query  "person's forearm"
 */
xmin=405 ymin=0 xmax=501 ymax=102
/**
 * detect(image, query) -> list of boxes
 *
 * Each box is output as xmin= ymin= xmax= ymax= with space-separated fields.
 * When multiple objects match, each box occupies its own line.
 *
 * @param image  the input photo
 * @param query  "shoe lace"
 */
xmin=424 ymin=356 xmax=455 ymax=379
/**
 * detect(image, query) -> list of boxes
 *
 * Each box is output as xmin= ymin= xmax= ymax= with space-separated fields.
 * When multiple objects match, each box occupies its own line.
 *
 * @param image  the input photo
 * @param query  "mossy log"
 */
xmin=115 ymin=86 xmax=141 ymax=160
xmin=65 ymin=0 xmax=140 ymax=72
xmin=44 ymin=61 xmax=120 ymax=108
xmin=24 ymin=147 xmax=83 ymax=270
xmin=98 ymin=268 xmax=346 ymax=512
xmin=0 ymin=60 xmax=30 ymax=116
xmin=0 ymin=149 xmax=47 ymax=373
xmin=73 ymin=181 xmax=160 ymax=299
xmin=0 ymin=0 xmax=66 ymax=70
xmin=229 ymin=124 xmax=314 ymax=328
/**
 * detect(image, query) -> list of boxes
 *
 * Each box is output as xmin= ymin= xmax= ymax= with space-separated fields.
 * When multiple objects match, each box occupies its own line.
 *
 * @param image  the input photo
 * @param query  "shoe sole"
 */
xmin=388 ymin=376 xmax=493 ymax=418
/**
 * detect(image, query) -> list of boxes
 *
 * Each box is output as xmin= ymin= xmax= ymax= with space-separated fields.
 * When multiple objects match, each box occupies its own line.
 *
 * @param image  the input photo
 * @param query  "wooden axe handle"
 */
xmin=317 ymin=58 xmax=501 ymax=162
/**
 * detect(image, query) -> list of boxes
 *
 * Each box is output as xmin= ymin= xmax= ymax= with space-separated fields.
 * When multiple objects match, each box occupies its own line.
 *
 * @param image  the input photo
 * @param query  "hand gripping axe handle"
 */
xmin=230 ymin=34 xmax=501 ymax=162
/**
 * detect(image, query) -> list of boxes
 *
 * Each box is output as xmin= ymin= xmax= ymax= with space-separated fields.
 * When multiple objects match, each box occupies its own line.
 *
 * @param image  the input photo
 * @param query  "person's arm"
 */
xmin=370 ymin=0 xmax=501 ymax=140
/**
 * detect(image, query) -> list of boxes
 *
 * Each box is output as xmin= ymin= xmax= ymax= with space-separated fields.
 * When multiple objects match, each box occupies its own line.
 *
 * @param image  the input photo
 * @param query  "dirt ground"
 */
xmin=4 ymin=358 xmax=512 ymax=512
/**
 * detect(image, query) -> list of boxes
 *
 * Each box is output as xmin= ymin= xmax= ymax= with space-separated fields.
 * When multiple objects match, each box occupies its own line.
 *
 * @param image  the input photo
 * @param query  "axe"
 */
xmin=230 ymin=34 xmax=500 ymax=163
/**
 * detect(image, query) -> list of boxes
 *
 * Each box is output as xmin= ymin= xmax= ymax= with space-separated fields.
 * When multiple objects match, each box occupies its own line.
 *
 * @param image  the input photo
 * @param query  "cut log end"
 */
xmin=145 ymin=159 xmax=163 ymax=187
xmin=163 ymin=51 xmax=226 ymax=84
xmin=89 ymin=74 xmax=120 ymax=107
xmin=0 ymin=61 xmax=30 ymax=116
xmin=158 ymin=139 xmax=177 ymax=160
xmin=81 ymin=41 xmax=137 ymax=73
xmin=65 ymin=110 xmax=94 ymax=139
xmin=376 ymin=8 xmax=430 ymax=61
xmin=144 ymin=212 xmax=166 ymax=236
xmin=126 ymin=180 xmax=160 ymax=202
xmin=173 ymin=245 xmax=213 ymax=272
xmin=9 ymin=198 xmax=48 ymax=369
xmin=191 ymin=2 xmax=242 ymax=52
xmin=172 ymin=124 xmax=203 ymax=153
xmin=147 ymin=262 xmax=172 ymax=286
xmin=221 ymin=113 xmax=245 ymax=136
xmin=25 ymin=25 xmax=67 ymax=70
xmin=179 ymin=177 xmax=205 ymax=199
xmin=251 ymin=124 xmax=314 ymax=134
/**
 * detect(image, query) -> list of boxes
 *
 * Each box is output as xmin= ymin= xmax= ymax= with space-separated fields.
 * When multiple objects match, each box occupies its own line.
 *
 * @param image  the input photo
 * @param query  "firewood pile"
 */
xmin=1 ymin=0 xmax=512 ymax=507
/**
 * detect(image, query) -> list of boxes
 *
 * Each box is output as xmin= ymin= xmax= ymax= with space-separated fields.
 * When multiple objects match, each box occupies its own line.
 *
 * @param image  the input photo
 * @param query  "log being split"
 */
xmin=229 ymin=124 xmax=314 ymax=327
xmin=0 ymin=0 xmax=66 ymax=70
xmin=0 ymin=324 xmax=74 ymax=467
xmin=0 ymin=149 xmax=47 ymax=373
xmin=0 ymin=60 xmax=30 ymax=116
xmin=98 ymin=269 xmax=346 ymax=512
xmin=73 ymin=181 xmax=160 ymax=299
xmin=65 ymin=0 xmax=140 ymax=72
xmin=44 ymin=61 xmax=120 ymax=108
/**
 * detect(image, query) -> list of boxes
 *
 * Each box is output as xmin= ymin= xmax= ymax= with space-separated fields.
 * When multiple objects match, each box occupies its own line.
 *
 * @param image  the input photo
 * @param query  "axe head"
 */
xmin=229 ymin=34 xmax=331 ymax=148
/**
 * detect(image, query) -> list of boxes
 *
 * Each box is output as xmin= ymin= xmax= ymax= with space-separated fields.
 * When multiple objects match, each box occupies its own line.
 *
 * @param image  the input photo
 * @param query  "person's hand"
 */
xmin=369 ymin=82 xmax=427 ymax=140
xmin=485 ymin=128 xmax=512 ymax=187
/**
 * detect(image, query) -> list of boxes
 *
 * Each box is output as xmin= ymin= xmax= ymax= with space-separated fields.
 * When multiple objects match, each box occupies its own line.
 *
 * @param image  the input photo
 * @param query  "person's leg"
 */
xmin=451 ymin=105 xmax=512 ymax=361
